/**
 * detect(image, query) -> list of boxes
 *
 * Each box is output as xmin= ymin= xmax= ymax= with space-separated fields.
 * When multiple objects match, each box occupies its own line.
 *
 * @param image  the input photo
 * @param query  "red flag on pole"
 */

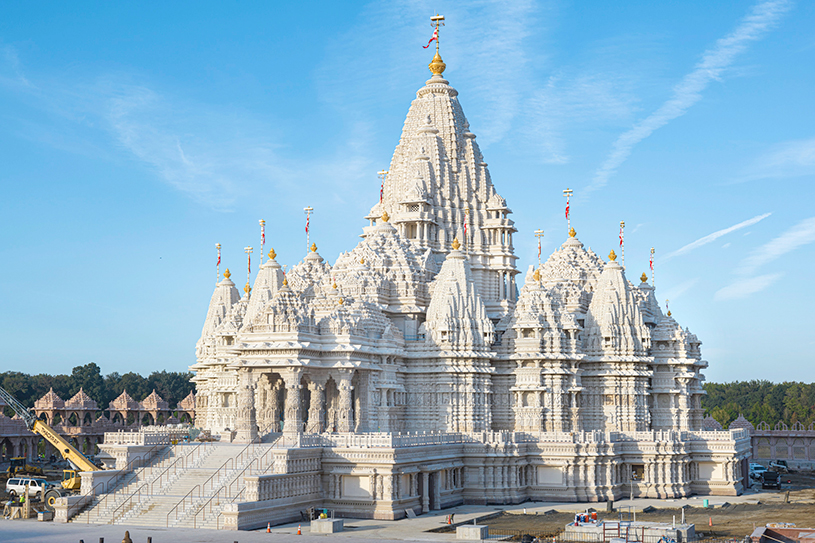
xmin=619 ymin=226 xmax=623 ymax=247
xmin=538 ymin=240 xmax=541 ymax=261
xmin=423 ymin=27 xmax=438 ymax=49
xmin=649 ymin=254 xmax=654 ymax=270
xmin=248 ymin=253 xmax=251 ymax=275
xmin=217 ymin=252 xmax=221 ymax=266
xmin=305 ymin=215 xmax=309 ymax=235
xmin=565 ymin=202 xmax=570 ymax=220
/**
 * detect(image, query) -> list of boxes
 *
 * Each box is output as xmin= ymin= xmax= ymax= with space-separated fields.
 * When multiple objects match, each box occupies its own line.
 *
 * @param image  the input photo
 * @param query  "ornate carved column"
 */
xmin=306 ymin=377 xmax=327 ymax=434
xmin=336 ymin=372 xmax=354 ymax=433
xmin=283 ymin=369 xmax=303 ymax=434
xmin=421 ymin=471 xmax=430 ymax=513
xmin=235 ymin=372 xmax=258 ymax=444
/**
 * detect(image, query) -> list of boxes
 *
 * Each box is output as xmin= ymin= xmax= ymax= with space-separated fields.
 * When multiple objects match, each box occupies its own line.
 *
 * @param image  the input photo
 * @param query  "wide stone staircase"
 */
xmin=73 ymin=441 xmax=217 ymax=525
xmin=78 ymin=440 xmax=280 ymax=528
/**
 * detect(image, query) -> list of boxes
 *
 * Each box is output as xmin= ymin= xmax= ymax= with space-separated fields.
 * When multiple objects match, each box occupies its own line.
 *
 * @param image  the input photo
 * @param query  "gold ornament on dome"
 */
xmin=451 ymin=237 xmax=461 ymax=250
xmin=569 ymin=227 xmax=576 ymax=238
xmin=223 ymin=269 xmax=231 ymax=279
xmin=429 ymin=52 xmax=446 ymax=75
xmin=381 ymin=211 xmax=390 ymax=223
xmin=532 ymin=269 xmax=541 ymax=282
xmin=667 ymin=310 xmax=672 ymax=317
xmin=641 ymin=273 xmax=648 ymax=283
xmin=310 ymin=243 xmax=317 ymax=252
xmin=332 ymin=282 xmax=337 ymax=289
xmin=360 ymin=258 xmax=365 ymax=265
xmin=244 ymin=283 xmax=251 ymax=295
xmin=608 ymin=250 xmax=617 ymax=262
xmin=282 ymin=277 xmax=288 ymax=286
xmin=338 ymin=297 xmax=344 ymax=305
xmin=268 ymin=248 xmax=276 ymax=260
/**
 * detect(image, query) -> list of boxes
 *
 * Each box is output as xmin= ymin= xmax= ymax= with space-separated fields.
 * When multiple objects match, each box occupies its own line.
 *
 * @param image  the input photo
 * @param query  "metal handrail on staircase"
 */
xmin=164 ymin=441 xmax=265 ymax=527
xmin=165 ymin=483 xmax=201 ymax=527
xmin=82 ymin=441 xmax=173 ymax=524
xmin=189 ymin=448 xmax=276 ymax=528
xmin=107 ymin=482 xmax=149 ymax=524
xmin=149 ymin=442 xmax=212 ymax=494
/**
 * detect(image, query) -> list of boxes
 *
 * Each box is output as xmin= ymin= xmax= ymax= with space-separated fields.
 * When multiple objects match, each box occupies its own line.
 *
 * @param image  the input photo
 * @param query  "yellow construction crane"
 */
xmin=0 ymin=385 xmax=100 ymax=507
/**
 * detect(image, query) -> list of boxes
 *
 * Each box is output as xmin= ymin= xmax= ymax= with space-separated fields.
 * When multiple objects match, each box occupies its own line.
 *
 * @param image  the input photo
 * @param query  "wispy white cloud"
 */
xmin=663 ymin=213 xmax=771 ymax=261
xmin=662 ymin=278 xmax=700 ymax=302
xmin=525 ymin=72 xmax=639 ymax=164
xmin=588 ymin=0 xmax=791 ymax=192
xmin=739 ymin=217 xmax=815 ymax=274
xmin=736 ymin=136 xmax=815 ymax=183
xmin=714 ymin=273 xmax=783 ymax=300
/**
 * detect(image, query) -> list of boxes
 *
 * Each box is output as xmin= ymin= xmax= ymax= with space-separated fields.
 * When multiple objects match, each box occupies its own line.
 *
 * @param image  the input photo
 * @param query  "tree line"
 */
xmin=702 ymin=380 xmax=815 ymax=429
xmin=0 ymin=363 xmax=195 ymax=417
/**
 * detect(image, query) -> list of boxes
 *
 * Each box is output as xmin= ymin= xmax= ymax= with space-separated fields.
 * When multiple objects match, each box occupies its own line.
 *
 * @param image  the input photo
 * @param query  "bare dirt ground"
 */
xmin=483 ymin=472 xmax=815 ymax=539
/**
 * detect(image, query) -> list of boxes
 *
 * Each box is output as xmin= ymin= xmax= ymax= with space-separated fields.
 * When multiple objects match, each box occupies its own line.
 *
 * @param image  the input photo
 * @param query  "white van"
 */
xmin=4 ymin=478 xmax=50 ymax=500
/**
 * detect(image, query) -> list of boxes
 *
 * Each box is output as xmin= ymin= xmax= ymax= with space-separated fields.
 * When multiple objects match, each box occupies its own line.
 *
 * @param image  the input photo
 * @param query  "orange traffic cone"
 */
xmin=297 ymin=524 xmax=302 ymax=535
xmin=709 ymin=517 xmax=713 ymax=527
xmin=267 ymin=522 xmax=271 ymax=533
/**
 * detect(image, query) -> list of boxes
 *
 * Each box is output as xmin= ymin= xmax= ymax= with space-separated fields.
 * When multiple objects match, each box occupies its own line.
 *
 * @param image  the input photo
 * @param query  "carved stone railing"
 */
xmin=103 ymin=427 xmax=189 ymax=446
xmin=244 ymin=472 xmax=322 ymax=502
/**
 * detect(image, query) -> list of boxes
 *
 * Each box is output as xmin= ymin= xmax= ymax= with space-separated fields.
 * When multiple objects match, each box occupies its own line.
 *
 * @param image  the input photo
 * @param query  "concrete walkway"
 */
xmin=0 ymin=490 xmax=770 ymax=543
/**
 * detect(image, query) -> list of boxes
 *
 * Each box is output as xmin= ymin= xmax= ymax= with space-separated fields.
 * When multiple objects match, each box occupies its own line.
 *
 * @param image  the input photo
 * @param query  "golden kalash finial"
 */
xmin=310 ymin=242 xmax=317 ymax=252
xmin=428 ymin=14 xmax=446 ymax=75
xmin=608 ymin=249 xmax=617 ymax=262
xmin=268 ymin=248 xmax=276 ymax=260
xmin=244 ymin=282 xmax=251 ymax=295
xmin=338 ymin=297 xmax=344 ymax=305
xmin=641 ymin=272 xmax=648 ymax=283
xmin=381 ymin=211 xmax=390 ymax=223
xmin=532 ymin=268 xmax=541 ymax=282
xmin=332 ymin=281 xmax=337 ymax=289
xmin=360 ymin=257 xmax=365 ymax=265
xmin=451 ymin=237 xmax=461 ymax=250
xmin=569 ymin=227 xmax=576 ymax=238
xmin=282 ymin=277 xmax=288 ymax=286
xmin=223 ymin=268 xmax=231 ymax=279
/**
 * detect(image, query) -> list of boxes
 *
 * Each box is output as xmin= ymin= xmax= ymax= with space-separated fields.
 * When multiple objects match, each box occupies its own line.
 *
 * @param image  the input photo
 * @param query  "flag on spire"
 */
xmin=565 ymin=201 xmax=570 ymax=220
xmin=423 ymin=26 xmax=438 ymax=49
xmin=305 ymin=214 xmax=310 ymax=235
xmin=649 ymin=254 xmax=654 ymax=270
xmin=619 ymin=225 xmax=624 ymax=247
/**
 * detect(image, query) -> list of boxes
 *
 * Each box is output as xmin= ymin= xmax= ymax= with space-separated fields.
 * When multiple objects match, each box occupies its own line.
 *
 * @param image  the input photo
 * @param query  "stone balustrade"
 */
xmin=103 ymin=427 xmax=188 ymax=446
xmin=244 ymin=472 xmax=322 ymax=502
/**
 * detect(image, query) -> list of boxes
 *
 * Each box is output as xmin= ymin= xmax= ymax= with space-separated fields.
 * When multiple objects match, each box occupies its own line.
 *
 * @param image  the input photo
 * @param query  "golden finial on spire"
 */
xmin=223 ymin=268 xmax=231 ymax=279
xmin=332 ymin=281 xmax=337 ymax=289
xmin=569 ymin=227 xmax=576 ymax=238
xmin=381 ymin=211 xmax=390 ymax=223
xmin=282 ymin=277 xmax=288 ymax=286
xmin=532 ymin=268 xmax=541 ymax=282
xmin=608 ymin=250 xmax=617 ymax=262
xmin=428 ymin=14 xmax=446 ymax=75
xmin=310 ymin=243 xmax=317 ymax=252
xmin=360 ymin=257 xmax=365 ymax=265
xmin=640 ymin=272 xmax=648 ymax=283
xmin=244 ymin=282 xmax=251 ymax=295
xmin=268 ymin=248 xmax=276 ymax=260
xmin=451 ymin=237 xmax=461 ymax=250
xmin=338 ymin=297 xmax=344 ymax=305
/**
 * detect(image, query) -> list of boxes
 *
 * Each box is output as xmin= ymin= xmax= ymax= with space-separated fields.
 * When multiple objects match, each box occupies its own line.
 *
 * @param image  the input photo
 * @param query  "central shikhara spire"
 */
xmin=188 ymin=20 xmax=747 ymax=512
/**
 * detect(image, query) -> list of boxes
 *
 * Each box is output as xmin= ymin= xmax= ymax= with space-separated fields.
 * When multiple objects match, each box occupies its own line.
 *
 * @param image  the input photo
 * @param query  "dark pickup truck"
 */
xmin=761 ymin=470 xmax=782 ymax=489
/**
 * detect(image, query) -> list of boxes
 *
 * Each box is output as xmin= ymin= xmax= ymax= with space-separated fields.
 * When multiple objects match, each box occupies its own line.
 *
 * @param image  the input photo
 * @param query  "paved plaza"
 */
xmin=0 ymin=492 xmax=767 ymax=543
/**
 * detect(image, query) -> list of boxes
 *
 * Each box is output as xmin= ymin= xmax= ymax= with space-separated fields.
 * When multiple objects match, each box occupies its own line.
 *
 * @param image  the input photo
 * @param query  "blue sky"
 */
xmin=1 ymin=1 xmax=813 ymax=382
